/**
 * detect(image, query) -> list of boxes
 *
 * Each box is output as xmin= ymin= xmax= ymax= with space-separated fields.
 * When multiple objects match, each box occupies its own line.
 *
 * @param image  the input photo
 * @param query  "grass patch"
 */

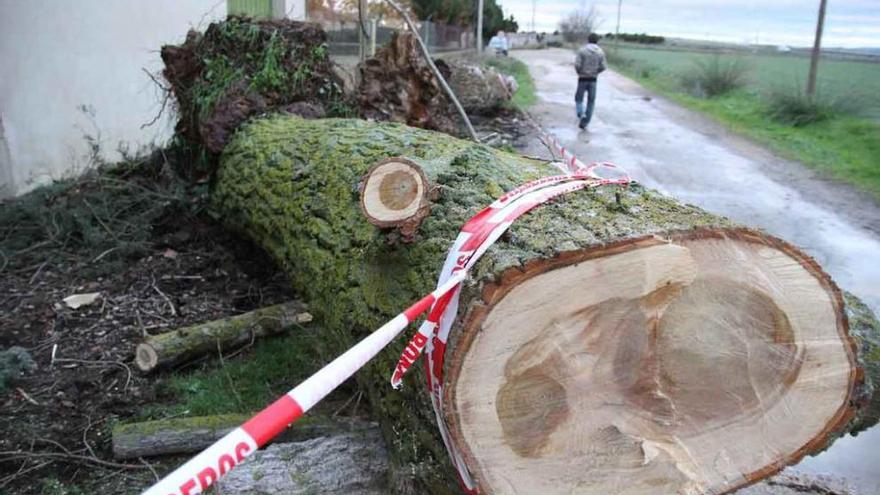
xmin=610 ymin=44 xmax=880 ymax=118
xmin=485 ymin=56 xmax=537 ymax=108
xmin=680 ymin=56 xmax=749 ymax=98
xmin=609 ymin=51 xmax=880 ymax=199
xmin=159 ymin=330 xmax=335 ymax=417
xmin=605 ymin=48 xmax=635 ymax=69
xmin=38 ymin=479 xmax=85 ymax=495
xmin=765 ymin=84 xmax=855 ymax=126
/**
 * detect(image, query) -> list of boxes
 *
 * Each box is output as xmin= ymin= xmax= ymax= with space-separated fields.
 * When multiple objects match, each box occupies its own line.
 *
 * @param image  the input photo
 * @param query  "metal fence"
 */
xmin=307 ymin=2 xmax=475 ymax=56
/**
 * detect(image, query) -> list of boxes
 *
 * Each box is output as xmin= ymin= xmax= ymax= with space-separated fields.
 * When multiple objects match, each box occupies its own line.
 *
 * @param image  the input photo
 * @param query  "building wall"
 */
xmin=284 ymin=0 xmax=306 ymax=20
xmin=0 ymin=0 xmax=230 ymax=196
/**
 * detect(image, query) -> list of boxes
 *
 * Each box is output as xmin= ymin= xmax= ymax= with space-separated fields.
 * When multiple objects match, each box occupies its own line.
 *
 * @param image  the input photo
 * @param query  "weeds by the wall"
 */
xmin=0 ymin=150 xmax=193 ymax=278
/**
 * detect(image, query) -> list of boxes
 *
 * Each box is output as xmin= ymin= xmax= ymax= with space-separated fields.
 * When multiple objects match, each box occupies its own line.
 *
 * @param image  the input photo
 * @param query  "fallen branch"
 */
xmin=135 ymin=301 xmax=312 ymax=372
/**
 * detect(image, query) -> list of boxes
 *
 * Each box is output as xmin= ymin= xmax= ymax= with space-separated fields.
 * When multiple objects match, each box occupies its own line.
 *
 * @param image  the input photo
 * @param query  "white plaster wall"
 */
xmin=0 ymin=0 xmax=228 ymax=196
xmin=285 ymin=0 xmax=306 ymax=21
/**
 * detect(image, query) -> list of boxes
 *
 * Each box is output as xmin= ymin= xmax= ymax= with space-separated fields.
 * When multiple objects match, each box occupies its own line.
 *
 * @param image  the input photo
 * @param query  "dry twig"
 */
xmin=15 ymin=388 xmax=39 ymax=406
xmin=140 ymin=68 xmax=172 ymax=129
xmin=151 ymin=278 xmax=177 ymax=317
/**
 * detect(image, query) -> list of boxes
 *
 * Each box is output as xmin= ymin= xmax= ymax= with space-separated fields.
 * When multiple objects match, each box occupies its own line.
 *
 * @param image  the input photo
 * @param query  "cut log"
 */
xmin=449 ymin=232 xmax=858 ymax=494
xmin=112 ymin=414 xmax=376 ymax=460
xmin=135 ymin=301 xmax=312 ymax=372
xmin=211 ymin=115 xmax=880 ymax=494
xmin=359 ymin=157 xmax=436 ymax=240
xmin=216 ymin=424 xmax=389 ymax=495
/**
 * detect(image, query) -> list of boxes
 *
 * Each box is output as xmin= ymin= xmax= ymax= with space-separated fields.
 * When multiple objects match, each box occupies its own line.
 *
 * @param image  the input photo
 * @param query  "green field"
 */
xmin=607 ymin=44 xmax=880 ymax=198
xmin=613 ymin=45 xmax=880 ymax=120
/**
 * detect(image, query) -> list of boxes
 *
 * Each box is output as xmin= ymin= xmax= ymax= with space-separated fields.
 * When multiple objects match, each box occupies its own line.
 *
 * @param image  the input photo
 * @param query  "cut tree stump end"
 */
xmin=360 ymin=157 xmax=432 ymax=240
xmin=447 ymin=229 xmax=859 ymax=495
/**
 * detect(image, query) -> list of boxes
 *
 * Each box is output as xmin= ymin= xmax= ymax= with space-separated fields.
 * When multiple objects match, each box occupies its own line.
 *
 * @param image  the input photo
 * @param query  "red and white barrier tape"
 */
xmin=142 ymin=273 xmax=463 ymax=495
xmin=142 ymin=128 xmax=627 ymax=495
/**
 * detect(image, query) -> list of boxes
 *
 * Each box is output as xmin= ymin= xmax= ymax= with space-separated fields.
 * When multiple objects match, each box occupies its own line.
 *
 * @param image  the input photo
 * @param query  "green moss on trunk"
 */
xmin=211 ymin=115 xmax=880 ymax=493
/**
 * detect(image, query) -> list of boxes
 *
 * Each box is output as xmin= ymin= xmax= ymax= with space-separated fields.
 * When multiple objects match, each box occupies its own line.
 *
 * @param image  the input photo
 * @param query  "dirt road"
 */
xmin=514 ymin=48 xmax=880 ymax=495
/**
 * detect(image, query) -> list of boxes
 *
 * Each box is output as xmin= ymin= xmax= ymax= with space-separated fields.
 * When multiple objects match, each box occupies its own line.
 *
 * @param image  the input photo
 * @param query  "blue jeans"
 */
xmin=575 ymin=79 xmax=597 ymax=125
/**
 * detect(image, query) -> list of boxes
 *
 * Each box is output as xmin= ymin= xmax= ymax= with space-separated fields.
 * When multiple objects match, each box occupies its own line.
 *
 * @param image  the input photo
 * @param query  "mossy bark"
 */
xmin=136 ymin=301 xmax=311 ymax=372
xmin=112 ymin=414 xmax=375 ymax=460
xmin=211 ymin=115 xmax=880 ymax=494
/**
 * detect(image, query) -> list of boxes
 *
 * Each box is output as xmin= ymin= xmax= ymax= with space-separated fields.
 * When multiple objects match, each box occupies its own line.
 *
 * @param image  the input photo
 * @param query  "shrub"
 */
xmin=681 ymin=55 xmax=749 ymax=98
xmin=604 ymin=48 xmax=634 ymax=68
xmin=0 ymin=150 xmax=192 ymax=277
xmin=765 ymin=85 xmax=856 ymax=126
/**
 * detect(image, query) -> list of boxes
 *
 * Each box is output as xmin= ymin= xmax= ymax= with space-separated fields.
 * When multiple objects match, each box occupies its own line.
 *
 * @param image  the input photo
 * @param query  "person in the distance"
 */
xmin=574 ymin=33 xmax=607 ymax=130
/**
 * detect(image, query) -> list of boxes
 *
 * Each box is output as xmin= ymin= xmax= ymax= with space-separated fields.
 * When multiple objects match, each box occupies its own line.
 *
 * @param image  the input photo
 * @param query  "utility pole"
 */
xmin=806 ymin=0 xmax=827 ymax=97
xmin=476 ymin=0 xmax=484 ymax=53
xmin=358 ymin=0 xmax=369 ymax=61
xmin=615 ymin=0 xmax=622 ymax=50
xmin=531 ymin=0 xmax=536 ymax=32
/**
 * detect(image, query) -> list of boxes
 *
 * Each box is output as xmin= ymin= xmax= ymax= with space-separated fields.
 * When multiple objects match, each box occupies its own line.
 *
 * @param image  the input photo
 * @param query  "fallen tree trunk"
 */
xmin=112 ymin=414 xmax=375 ymax=460
xmin=216 ymin=423 xmax=389 ymax=495
xmin=211 ymin=115 xmax=880 ymax=494
xmin=135 ymin=301 xmax=312 ymax=372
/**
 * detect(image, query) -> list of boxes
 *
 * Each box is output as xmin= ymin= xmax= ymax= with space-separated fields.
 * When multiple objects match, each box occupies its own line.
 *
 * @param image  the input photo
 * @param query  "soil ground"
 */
xmin=0 ymin=187 xmax=293 ymax=494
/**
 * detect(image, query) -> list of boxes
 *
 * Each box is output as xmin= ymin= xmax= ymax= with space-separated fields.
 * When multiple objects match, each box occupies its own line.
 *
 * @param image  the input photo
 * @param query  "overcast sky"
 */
xmin=497 ymin=0 xmax=880 ymax=48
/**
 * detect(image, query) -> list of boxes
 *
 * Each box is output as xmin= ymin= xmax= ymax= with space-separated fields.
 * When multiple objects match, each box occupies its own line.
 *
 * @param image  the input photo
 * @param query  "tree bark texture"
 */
xmin=112 ymin=414 xmax=376 ymax=460
xmin=135 ymin=301 xmax=312 ymax=372
xmin=210 ymin=115 xmax=880 ymax=494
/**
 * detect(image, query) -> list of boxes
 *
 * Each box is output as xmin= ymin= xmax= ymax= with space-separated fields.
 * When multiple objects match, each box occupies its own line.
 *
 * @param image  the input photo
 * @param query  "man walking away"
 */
xmin=574 ymin=33 xmax=606 ymax=130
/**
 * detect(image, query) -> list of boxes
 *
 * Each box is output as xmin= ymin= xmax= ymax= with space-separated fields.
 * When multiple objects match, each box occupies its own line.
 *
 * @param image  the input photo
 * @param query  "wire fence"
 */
xmin=307 ymin=2 xmax=475 ymax=56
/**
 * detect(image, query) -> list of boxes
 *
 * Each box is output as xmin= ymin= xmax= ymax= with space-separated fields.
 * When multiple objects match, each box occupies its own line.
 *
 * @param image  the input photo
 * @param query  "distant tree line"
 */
xmin=605 ymin=33 xmax=666 ymax=45
xmin=604 ymin=32 xmax=665 ymax=44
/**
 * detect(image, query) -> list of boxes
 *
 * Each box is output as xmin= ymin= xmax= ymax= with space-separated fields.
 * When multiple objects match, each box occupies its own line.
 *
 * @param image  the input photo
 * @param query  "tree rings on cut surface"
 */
xmin=448 ymin=229 xmax=858 ymax=495
xmin=359 ymin=157 xmax=432 ymax=241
